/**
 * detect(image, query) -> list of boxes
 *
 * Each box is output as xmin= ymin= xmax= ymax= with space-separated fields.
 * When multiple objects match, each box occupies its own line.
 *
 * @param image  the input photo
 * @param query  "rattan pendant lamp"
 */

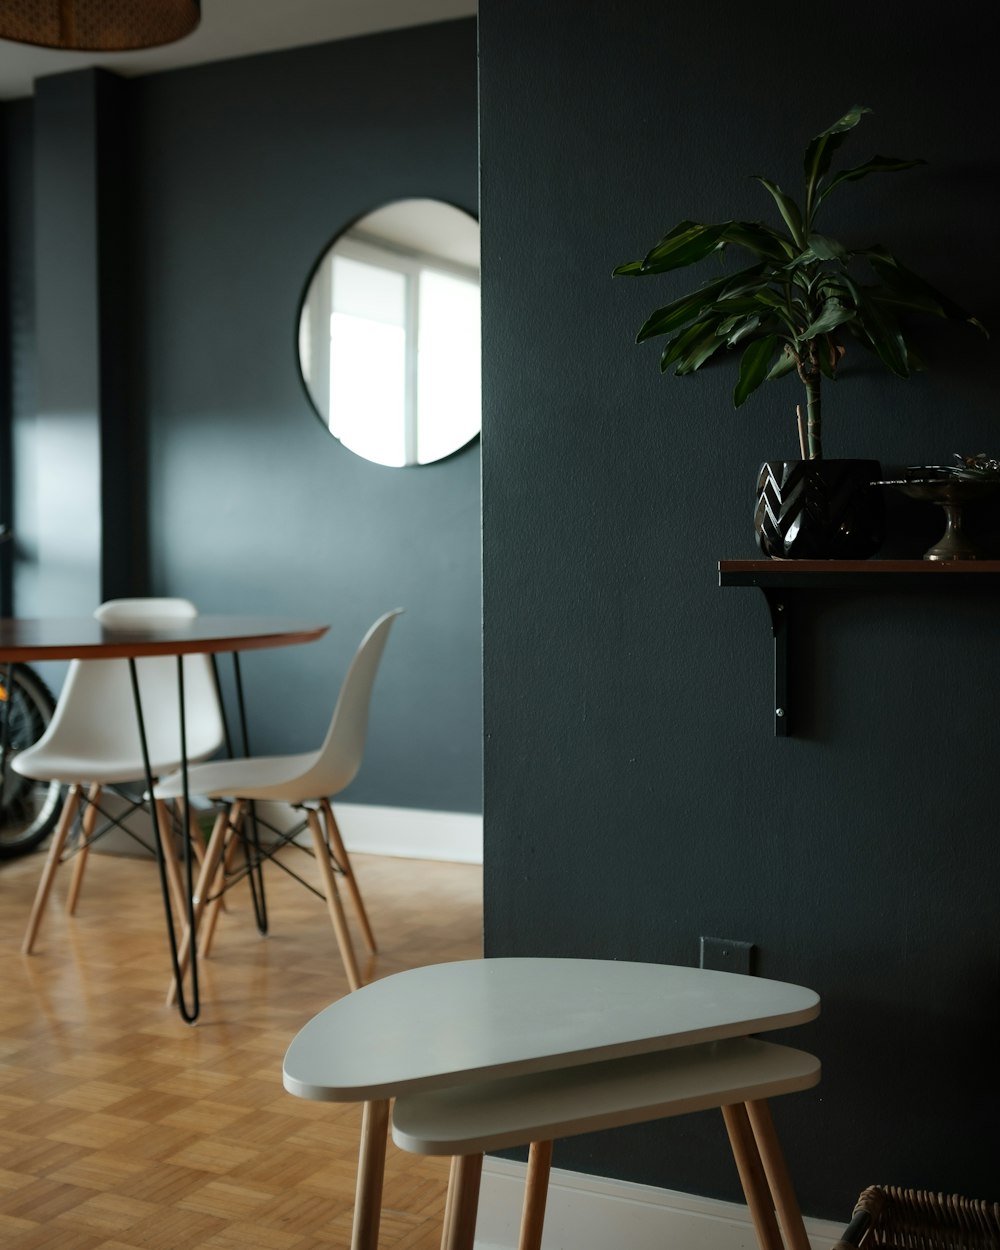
xmin=0 ymin=0 xmax=200 ymax=51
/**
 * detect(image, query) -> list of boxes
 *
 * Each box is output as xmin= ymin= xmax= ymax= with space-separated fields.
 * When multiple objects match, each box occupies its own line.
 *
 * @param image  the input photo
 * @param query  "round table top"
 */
xmin=0 ymin=616 xmax=329 ymax=661
xmin=282 ymin=957 xmax=820 ymax=1102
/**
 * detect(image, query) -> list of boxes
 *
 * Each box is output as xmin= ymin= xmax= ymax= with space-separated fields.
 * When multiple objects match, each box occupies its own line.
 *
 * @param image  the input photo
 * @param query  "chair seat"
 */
xmin=18 ymin=597 xmax=227 ymax=963
xmin=13 ymin=743 xmax=192 ymax=786
xmin=153 ymin=609 xmax=402 ymax=999
xmin=154 ymin=749 xmax=322 ymax=802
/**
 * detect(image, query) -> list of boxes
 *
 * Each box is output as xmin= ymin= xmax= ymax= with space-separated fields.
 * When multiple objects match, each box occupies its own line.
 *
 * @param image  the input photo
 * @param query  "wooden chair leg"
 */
xmin=178 ymin=799 xmax=208 ymax=869
xmin=65 ymin=783 xmax=101 ymax=915
xmin=352 ymin=1099 xmax=390 ymax=1250
xmin=321 ymin=798 xmax=377 ymax=954
xmin=518 ymin=1140 xmax=554 ymax=1250
xmin=306 ymin=807 xmax=362 ymax=991
xmin=21 ymin=783 xmax=83 ymax=954
xmin=165 ymin=801 xmax=239 ymax=1006
xmin=721 ymin=1103 xmax=785 ymax=1250
xmin=155 ymin=799 xmax=190 ymax=923
xmin=745 ymin=1099 xmax=811 ymax=1250
xmin=198 ymin=814 xmax=242 ymax=959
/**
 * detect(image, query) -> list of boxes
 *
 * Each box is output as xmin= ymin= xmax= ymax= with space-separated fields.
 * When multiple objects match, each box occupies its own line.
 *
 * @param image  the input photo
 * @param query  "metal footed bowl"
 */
xmin=874 ymin=467 xmax=1000 ymax=560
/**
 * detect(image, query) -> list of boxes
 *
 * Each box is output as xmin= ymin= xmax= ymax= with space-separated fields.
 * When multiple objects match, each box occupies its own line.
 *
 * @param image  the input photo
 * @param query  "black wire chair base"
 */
xmin=204 ymin=805 xmax=347 ymax=906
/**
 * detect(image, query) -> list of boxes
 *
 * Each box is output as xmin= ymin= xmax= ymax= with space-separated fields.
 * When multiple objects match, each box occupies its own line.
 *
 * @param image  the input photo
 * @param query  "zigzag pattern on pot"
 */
xmin=754 ymin=460 xmax=884 ymax=559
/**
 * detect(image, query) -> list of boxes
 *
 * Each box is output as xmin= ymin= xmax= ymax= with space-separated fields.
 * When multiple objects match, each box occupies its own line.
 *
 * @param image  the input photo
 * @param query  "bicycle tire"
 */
xmin=0 ymin=663 xmax=64 ymax=857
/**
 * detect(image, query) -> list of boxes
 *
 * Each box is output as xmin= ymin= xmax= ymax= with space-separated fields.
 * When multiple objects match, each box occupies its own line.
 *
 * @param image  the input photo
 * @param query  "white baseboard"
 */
xmin=475 ymin=1157 xmax=844 ymax=1250
xmin=320 ymin=802 xmax=483 ymax=864
xmin=90 ymin=798 xmax=483 ymax=865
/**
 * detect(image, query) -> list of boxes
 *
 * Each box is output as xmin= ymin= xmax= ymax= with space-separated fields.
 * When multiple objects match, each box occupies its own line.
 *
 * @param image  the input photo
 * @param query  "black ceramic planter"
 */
xmin=754 ymin=459 xmax=885 ymax=559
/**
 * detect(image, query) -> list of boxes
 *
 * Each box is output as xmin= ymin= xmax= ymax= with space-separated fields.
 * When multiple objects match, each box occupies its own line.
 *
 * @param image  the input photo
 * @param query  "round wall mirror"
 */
xmin=297 ymin=198 xmax=481 ymax=467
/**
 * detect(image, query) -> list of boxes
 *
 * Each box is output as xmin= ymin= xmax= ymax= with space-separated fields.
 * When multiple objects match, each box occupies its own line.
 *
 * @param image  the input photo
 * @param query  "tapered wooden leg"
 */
xmin=441 ymin=1153 xmax=484 ymax=1250
xmin=307 ymin=807 xmax=362 ymax=991
xmin=199 ymin=809 xmax=244 ymax=958
xmin=166 ymin=802 xmax=237 ymax=1005
xmin=518 ymin=1140 xmax=553 ymax=1250
xmin=22 ymin=784 xmax=83 ymax=954
xmin=321 ymin=798 xmax=377 ymax=954
xmin=745 ymin=1099 xmax=811 ymax=1250
xmin=178 ymin=799 xmax=208 ymax=870
xmin=441 ymin=1156 xmax=459 ymax=1244
xmin=352 ymin=1099 xmax=389 ymax=1250
xmin=65 ymin=783 xmax=101 ymax=915
xmin=155 ymin=799 xmax=190 ymax=923
xmin=721 ymin=1103 xmax=784 ymax=1250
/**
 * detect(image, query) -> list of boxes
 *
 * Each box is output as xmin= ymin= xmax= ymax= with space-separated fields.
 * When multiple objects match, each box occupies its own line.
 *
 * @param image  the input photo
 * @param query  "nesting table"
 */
xmin=282 ymin=957 xmax=821 ymax=1250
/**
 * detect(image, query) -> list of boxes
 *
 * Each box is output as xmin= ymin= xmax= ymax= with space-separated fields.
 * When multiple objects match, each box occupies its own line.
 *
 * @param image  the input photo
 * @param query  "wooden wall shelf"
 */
xmin=718 ymin=560 xmax=1000 ymax=735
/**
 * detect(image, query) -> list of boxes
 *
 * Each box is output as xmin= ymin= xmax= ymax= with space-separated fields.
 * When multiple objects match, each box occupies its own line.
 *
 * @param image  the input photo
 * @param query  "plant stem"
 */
xmin=804 ymin=373 xmax=822 ymax=459
xmin=796 ymin=338 xmax=823 ymax=460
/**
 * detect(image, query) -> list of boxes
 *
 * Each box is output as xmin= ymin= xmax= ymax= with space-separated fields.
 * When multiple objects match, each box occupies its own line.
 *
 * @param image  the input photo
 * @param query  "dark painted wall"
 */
xmin=1 ymin=99 xmax=33 ymax=616
xmin=480 ymin=0 xmax=999 ymax=1220
xmin=1 ymin=19 xmax=482 ymax=813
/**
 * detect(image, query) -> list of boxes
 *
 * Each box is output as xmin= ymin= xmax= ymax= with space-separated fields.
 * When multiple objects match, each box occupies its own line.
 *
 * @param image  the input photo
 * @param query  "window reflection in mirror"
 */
xmin=298 ymin=199 xmax=481 ymax=467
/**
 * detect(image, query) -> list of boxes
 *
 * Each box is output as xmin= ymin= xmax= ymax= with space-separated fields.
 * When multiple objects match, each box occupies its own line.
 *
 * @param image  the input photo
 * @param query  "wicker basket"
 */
xmin=834 ymin=1186 xmax=1000 ymax=1250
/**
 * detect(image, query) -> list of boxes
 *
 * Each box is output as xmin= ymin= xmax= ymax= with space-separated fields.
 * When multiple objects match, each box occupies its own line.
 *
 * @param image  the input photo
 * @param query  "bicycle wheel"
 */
xmin=0 ymin=664 xmax=64 ymax=857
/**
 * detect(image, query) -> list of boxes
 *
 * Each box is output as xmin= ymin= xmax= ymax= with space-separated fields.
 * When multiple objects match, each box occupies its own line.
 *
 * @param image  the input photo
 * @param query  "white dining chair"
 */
xmin=154 ymin=608 xmax=403 ymax=993
xmin=17 ymin=597 xmax=226 ymax=954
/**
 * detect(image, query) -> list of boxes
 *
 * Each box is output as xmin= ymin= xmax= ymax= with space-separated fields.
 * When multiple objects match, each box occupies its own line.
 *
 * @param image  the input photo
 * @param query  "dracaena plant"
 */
xmin=613 ymin=106 xmax=987 ymax=461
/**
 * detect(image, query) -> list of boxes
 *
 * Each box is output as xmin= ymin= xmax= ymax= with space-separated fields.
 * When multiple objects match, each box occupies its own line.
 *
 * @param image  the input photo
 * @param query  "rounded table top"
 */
xmin=282 ymin=957 xmax=820 ymax=1102
xmin=0 ymin=616 xmax=329 ymax=661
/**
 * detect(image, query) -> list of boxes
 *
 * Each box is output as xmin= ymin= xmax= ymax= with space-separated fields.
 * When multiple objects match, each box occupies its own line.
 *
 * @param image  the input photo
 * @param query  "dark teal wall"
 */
xmin=127 ymin=20 xmax=482 ymax=810
xmin=1 ymin=19 xmax=482 ymax=813
xmin=480 ymin=0 xmax=999 ymax=1218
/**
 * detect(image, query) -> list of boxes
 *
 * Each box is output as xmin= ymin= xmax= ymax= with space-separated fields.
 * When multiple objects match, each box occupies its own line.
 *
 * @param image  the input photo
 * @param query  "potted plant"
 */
xmin=614 ymin=105 xmax=987 ymax=558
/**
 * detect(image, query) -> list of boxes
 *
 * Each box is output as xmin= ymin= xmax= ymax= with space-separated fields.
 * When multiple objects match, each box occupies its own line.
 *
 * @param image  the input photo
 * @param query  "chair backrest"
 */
xmin=296 ymin=609 xmax=403 ymax=798
xmin=28 ymin=598 xmax=225 ymax=776
xmin=94 ymin=598 xmax=198 ymax=627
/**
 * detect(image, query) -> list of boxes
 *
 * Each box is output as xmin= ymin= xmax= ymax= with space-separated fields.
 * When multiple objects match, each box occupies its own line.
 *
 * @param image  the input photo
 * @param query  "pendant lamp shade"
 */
xmin=0 ymin=0 xmax=201 ymax=52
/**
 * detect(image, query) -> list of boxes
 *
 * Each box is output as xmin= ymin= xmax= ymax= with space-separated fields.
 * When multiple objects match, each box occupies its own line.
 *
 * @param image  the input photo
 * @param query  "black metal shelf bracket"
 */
xmin=761 ymin=589 xmax=789 ymax=737
xmin=720 ymin=557 xmax=1000 ymax=738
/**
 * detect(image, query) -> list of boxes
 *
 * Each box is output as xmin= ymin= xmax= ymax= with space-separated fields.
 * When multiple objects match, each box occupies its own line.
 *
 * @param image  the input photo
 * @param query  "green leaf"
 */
xmin=752 ymin=177 xmax=806 ymax=249
xmin=803 ymin=105 xmax=871 ymax=213
xmin=726 ymin=315 xmax=763 ymax=347
xmin=816 ymin=271 xmax=862 ymax=306
xmin=750 ymin=287 xmax=792 ymax=310
xmin=613 ymin=221 xmax=697 ymax=276
xmin=715 ymin=298 xmax=773 ymax=328
xmin=673 ymin=324 xmax=727 ymax=374
xmin=862 ymin=245 xmax=988 ymax=334
xmin=634 ymin=265 xmax=766 ymax=341
xmin=817 ymin=154 xmax=925 ymax=205
xmin=766 ymin=348 xmax=799 ymax=380
xmin=867 ymin=288 xmax=955 ymax=318
xmin=720 ymin=221 xmax=795 ymax=262
xmin=717 ymin=272 xmax=781 ymax=300
xmin=659 ymin=319 xmax=715 ymax=372
xmin=718 ymin=306 xmax=764 ymax=335
xmin=638 ymin=221 xmax=732 ymax=274
xmin=798 ymin=298 xmax=855 ymax=339
xmin=806 ymin=233 xmax=850 ymax=263
xmin=734 ymin=334 xmax=779 ymax=406
xmin=855 ymin=292 xmax=910 ymax=376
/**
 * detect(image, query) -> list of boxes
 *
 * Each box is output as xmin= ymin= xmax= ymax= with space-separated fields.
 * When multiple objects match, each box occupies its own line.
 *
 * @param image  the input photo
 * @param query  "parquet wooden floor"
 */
xmin=0 ymin=845 xmax=483 ymax=1249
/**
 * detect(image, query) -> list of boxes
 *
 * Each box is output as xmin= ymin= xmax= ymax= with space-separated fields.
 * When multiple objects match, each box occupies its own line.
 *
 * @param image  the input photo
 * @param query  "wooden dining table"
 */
xmin=1 ymin=614 xmax=329 ymax=1022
